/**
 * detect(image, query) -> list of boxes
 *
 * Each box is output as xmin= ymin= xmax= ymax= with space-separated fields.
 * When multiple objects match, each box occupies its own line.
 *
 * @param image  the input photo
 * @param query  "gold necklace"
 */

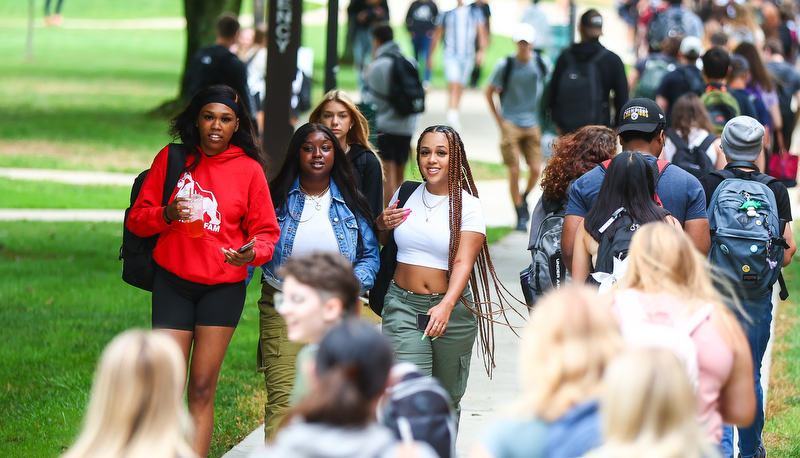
xmin=299 ymin=183 xmax=330 ymax=211
xmin=421 ymin=185 xmax=448 ymax=222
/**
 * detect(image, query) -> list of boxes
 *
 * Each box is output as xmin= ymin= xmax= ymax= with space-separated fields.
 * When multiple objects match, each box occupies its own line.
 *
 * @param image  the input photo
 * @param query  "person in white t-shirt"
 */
xmin=661 ymin=93 xmax=726 ymax=173
xmin=375 ymin=125 xmax=512 ymax=424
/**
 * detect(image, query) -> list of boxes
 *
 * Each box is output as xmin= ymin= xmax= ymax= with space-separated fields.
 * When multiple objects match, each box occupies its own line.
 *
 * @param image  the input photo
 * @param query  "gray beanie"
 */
xmin=721 ymin=116 xmax=765 ymax=162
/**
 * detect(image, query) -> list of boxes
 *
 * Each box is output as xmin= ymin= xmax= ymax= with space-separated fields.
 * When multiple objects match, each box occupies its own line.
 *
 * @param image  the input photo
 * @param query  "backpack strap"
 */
xmin=718 ymin=164 xmax=781 ymax=188
xmin=589 ymin=48 xmax=608 ymax=66
xmin=679 ymin=304 xmax=714 ymax=335
xmin=654 ymin=159 xmax=670 ymax=186
xmin=665 ymin=129 xmax=689 ymax=151
xmin=500 ymin=56 xmax=515 ymax=102
xmin=164 ymin=144 xmax=186 ymax=206
xmin=535 ymin=51 xmax=548 ymax=78
xmin=695 ymin=133 xmax=717 ymax=154
xmin=397 ymin=181 xmax=422 ymax=208
xmin=709 ymin=168 xmax=736 ymax=181
xmin=725 ymin=161 xmax=761 ymax=173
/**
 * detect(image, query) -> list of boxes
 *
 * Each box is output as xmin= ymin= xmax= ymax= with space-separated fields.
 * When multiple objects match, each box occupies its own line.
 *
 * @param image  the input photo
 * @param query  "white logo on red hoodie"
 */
xmin=176 ymin=172 xmax=221 ymax=233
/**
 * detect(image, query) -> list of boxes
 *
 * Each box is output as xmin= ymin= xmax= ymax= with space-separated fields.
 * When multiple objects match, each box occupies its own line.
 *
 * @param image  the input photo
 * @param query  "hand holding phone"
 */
xmin=237 ymin=239 xmax=256 ymax=253
xmin=416 ymin=313 xmax=431 ymax=331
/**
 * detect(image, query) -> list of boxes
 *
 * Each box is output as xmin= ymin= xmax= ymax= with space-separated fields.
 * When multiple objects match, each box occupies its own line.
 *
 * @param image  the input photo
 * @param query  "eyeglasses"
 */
xmin=273 ymin=292 xmax=285 ymax=312
xmin=273 ymin=290 xmax=329 ymax=312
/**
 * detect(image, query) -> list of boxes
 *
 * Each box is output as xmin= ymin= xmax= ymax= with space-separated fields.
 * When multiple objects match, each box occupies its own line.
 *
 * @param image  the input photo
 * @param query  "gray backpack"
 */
xmin=707 ymin=164 xmax=788 ymax=299
xmin=525 ymin=197 xmax=570 ymax=304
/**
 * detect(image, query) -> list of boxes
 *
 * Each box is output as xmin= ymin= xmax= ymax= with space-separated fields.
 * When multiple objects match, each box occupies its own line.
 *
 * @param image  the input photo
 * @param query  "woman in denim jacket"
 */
xmin=251 ymin=122 xmax=379 ymax=440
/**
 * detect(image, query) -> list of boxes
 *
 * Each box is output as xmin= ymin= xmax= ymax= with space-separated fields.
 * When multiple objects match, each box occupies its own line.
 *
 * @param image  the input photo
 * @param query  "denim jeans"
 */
xmin=411 ymin=34 xmax=432 ymax=82
xmin=721 ymin=293 xmax=773 ymax=458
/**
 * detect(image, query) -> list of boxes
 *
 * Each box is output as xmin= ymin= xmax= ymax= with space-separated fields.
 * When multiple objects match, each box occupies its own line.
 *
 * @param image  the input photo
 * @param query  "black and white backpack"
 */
xmin=665 ymin=129 xmax=716 ymax=178
xmin=378 ymin=363 xmax=456 ymax=458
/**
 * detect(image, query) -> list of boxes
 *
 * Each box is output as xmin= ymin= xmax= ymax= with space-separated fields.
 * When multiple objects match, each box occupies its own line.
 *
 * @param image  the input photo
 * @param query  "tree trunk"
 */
xmin=150 ymin=0 xmax=243 ymax=118
xmin=180 ymin=0 xmax=242 ymax=102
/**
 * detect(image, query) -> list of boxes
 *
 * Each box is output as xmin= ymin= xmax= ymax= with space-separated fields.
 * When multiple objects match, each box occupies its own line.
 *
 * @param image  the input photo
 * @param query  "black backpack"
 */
xmin=590 ymin=207 xmax=640 ymax=289
xmin=119 ymin=144 xmax=185 ymax=291
xmin=677 ymin=65 xmax=705 ymax=96
xmin=295 ymin=70 xmax=312 ymax=112
xmin=665 ymin=129 xmax=716 ymax=178
xmin=553 ymin=49 xmax=608 ymax=133
xmin=380 ymin=54 xmax=426 ymax=115
xmin=378 ymin=363 xmax=456 ymax=458
xmin=368 ymin=181 xmax=421 ymax=315
xmin=185 ymin=45 xmax=239 ymax=101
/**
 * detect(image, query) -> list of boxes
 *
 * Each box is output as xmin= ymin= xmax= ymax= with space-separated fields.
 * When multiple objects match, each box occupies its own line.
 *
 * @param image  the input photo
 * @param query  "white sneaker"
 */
xmin=446 ymin=110 xmax=462 ymax=130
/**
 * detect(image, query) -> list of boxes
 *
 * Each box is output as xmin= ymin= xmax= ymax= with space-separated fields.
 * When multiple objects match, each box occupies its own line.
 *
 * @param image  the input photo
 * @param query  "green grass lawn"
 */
xmin=764 ymin=257 xmax=800 ymax=456
xmin=0 ymin=1 xmax=514 ymax=174
xmin=0 ymin=221 xmax=267 ymax=457
xmin=0 ymin=178 xmax=130 ymax=209
xmin=0 ymin=221 xmax=510 ymax=457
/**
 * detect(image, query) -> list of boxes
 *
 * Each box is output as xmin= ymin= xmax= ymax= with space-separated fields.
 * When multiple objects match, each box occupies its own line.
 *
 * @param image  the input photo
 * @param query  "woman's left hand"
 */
xmin=222 ymin=240 xmax=256 ymax=267
xmin=424 ymin=302 xmax=453 ymax=339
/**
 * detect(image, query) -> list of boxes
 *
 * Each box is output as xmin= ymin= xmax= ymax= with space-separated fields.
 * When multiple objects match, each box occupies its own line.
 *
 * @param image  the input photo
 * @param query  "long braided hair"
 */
xmin=415 ymin=125 xmax=518 ymax=376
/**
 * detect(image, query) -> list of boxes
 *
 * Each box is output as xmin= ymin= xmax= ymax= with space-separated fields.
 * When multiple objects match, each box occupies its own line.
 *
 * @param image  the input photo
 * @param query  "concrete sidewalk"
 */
xmin=221 ymin=231 xmax=532 ymax=458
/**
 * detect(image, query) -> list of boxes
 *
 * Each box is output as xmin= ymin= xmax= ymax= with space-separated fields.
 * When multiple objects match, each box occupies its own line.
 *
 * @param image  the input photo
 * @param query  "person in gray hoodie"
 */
xmin=364 ymin=23 xmax=420 ymax=205
xmin=252 ymin=321 xmax=436 ymax=458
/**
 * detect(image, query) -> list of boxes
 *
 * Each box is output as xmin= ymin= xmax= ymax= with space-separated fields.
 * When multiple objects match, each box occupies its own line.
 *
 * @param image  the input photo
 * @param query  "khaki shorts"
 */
xmin=499 ymin=120 xmax=543 ymax=167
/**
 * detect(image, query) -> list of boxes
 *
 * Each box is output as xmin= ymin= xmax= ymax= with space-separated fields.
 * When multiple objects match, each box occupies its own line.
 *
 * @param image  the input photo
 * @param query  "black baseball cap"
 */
xmin=618 ymin=98 xmax=666 ymax=134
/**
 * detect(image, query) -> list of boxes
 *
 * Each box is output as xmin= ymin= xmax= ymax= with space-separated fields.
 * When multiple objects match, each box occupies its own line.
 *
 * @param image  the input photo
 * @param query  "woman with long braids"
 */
xmin=376 ymin=125 xmax=508 ymax=423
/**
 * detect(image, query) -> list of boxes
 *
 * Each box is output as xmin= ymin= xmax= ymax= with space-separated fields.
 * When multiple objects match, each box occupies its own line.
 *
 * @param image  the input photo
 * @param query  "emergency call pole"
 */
xmin=263 ymin=0 xmax=303 ymax=179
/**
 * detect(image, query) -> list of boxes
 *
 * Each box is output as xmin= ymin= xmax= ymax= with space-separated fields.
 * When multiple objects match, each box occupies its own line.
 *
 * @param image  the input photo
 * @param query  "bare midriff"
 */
xmin=393 ymin=262 xmax=450 ymax=295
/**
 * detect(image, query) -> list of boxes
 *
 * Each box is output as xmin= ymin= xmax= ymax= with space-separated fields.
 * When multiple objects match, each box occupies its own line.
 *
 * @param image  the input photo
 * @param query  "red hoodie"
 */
xmin=127 ymin=144 xmax=279 ymax=285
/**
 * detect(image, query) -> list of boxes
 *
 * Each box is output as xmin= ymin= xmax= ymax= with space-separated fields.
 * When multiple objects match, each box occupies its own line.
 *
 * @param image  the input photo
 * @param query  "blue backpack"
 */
xmin=707 ymin=163 xmax=789 ymax=299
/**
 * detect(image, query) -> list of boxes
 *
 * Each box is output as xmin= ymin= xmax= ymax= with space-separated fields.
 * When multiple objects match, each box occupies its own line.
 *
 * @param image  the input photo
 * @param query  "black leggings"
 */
xmin=45 ymin=0 xmax=65 ymax=15
xmin=152 ymin=267 xmax=246 ymax=330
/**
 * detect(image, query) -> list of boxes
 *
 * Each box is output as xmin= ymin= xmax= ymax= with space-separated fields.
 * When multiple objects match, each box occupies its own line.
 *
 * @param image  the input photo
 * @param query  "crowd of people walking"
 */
xmin=59 ymin=1 xmax=800 ymax=457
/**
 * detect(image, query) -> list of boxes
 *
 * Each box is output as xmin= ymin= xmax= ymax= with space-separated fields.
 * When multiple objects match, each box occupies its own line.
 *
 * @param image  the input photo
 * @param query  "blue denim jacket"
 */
xmin=248 ymin=178 xmax=379 ymax=293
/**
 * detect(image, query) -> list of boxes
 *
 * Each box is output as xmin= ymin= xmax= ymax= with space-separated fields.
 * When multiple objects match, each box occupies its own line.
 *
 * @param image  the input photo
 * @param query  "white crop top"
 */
xmin=393 ymin=184 xmax=486 ymax=271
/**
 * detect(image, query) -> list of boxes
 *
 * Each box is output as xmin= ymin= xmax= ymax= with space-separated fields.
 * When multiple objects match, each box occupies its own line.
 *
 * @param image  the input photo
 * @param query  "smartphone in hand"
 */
xmin=237 ymin=239 xmax=256 ymax=253
xmin=416 ymin=313 xmax=431 ymax=331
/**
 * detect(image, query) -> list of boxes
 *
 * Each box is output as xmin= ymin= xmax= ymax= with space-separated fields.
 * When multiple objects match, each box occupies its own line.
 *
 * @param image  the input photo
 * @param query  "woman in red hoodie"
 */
xmin=127 ymin=84 xmax=280 ymax=456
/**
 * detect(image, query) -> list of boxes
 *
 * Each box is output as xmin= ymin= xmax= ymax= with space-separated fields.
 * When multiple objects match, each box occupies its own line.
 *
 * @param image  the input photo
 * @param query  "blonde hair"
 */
xmin=308 ymin=89 xmax=374 ymax=151
xmin=590 ymin=348 xmax=719 ymax=458
xmin=62 ymin=330 xmax=195 ymax=458
xmin=520 ymin=287 xmax=623 ymax=421
xmin=617 ymin=222 xmax=723 ymax=308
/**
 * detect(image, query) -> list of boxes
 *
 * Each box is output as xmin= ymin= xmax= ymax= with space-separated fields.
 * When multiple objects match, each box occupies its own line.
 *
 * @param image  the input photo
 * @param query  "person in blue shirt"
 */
xmin=561 ymin=98 xmax=710 ymax=273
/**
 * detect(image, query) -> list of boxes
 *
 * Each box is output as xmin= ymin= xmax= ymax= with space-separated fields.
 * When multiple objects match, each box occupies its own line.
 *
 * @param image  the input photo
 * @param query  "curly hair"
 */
xmin=540 ymin=125 xmax=616 ymax=202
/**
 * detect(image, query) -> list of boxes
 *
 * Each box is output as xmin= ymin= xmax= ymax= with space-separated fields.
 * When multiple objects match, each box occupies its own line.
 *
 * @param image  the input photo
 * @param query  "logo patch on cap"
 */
xmin=622 ymin=106 xmax=650 ymax=122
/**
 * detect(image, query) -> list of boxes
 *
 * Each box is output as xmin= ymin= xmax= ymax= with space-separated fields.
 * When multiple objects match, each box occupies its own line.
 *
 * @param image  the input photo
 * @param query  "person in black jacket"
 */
xmin=547 ymin=9 xmax=628 ymax=134
xmin=185 ymin=14 xmax=253 ymax=120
